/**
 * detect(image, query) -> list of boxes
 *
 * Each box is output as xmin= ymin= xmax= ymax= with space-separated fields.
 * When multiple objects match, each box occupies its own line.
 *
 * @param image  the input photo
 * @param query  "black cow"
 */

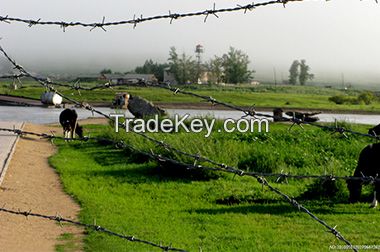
xmin=368 ymin=124 xmax=380 ymax=136
xmin=347 ymin=143 xmax=380 ymax=207
xmin=59 ymin=109 xmax=83 ymax=139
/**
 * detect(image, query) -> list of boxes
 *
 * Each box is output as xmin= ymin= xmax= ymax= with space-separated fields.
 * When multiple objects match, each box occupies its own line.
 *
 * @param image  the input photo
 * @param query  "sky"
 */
xmin=1 ymin=0 xmax=380 ymax=86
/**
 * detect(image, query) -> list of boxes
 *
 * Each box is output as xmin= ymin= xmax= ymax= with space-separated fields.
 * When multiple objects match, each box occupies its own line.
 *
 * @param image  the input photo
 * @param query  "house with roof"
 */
xmin=100 ymin=73 xmax=157 ymax=84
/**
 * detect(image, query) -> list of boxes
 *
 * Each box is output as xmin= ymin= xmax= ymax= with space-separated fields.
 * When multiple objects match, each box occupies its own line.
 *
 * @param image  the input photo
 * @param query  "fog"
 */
xmin=1 ymin=0 xmax=380 ymax=86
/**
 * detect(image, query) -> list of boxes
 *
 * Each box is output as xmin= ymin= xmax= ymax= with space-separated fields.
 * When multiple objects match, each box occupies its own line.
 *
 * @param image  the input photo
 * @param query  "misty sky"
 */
xmin=1 ymin=0 xmax=380 ymax=85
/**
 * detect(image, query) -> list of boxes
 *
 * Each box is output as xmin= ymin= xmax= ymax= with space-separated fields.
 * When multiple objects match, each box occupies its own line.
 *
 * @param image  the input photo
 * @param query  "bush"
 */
xmin=237 ymin=149 xmax=280 ymax=173
xmin=329 ymin=92 xmax=375 ymax=105
xmin=299 ymin=178 xmax=346 ymax=200
xmin=329 ymin=95 xmax=345 ymax=105
xmin=357 ymin=91 xmax=374 ymax=105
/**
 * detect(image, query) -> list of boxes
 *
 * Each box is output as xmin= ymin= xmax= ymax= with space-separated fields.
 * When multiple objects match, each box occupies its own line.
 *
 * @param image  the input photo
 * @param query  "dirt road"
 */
xmin=0 ymin=123 xmax=82 ymax=252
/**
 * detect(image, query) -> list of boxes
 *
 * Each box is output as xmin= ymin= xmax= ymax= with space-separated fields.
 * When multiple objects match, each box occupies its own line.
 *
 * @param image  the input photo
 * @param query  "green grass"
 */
xmin=49 ymin=122 xmax=380 ymax=252
xmin=56 ymin=232 xmax=81 ymax=252
xmin=2 ymin=81 xmax=380 ymax=112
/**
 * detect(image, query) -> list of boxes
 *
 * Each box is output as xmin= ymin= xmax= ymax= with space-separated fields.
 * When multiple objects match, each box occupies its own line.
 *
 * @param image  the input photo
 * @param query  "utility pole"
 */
xmin=341 ymin=73 xmax=345 ymax=89
xmin=273 ymin=67 xmax=277 ymax=86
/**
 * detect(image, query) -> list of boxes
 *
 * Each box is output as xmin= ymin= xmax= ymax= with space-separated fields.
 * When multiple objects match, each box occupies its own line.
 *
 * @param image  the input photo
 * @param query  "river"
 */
xmin=0 ymin=106 xmax=379 ymax=125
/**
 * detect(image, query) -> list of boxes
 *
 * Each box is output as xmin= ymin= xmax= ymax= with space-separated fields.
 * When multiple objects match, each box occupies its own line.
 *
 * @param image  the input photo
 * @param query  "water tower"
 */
xmin=195 ymin=44 xmax=204 ymax=83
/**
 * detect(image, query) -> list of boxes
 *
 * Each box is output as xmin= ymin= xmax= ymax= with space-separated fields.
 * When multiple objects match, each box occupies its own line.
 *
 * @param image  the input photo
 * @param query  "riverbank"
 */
xmin=1 ymin=93 xmax=380 ymax=115
xmin=2 ymin=82 xmax=380 ymax=113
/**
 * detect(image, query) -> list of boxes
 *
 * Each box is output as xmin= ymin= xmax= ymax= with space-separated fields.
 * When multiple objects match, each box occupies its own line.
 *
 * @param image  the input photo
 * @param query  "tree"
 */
xmin=206 ymin=56 xmax=224 ymax=84
xmin=100 ymin=68 xmax=112 ymax=75
xmin=288 ymin=60 xmax=300 ymax=85
xmin=168 ymin=47 xmax=197 ymax=84
xmin=298 ymin=59 xmax=314 ymax=86
xmin=221 ymin=47 xmax=253 ymax=84
xmin=135 ymin=59 xmax=169 ymax=82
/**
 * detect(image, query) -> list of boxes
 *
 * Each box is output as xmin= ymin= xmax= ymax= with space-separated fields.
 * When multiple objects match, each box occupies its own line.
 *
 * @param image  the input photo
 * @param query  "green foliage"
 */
xmin=135 ymin=59 xmax=169 ymax=82
xmin=55 ymin=232 xmax=81 ymax=252
xmin=288 ymin=59 xmax=314 ymax=86
xmin=299 ymin=59 xmax=314 ymax=86
xmin=221 ymin=47 xmax=253 ymax=84
xmin=288 ymin=60 xmax=300 ymax=85
xmin=299 ymin=179 xmax=347 ymax=201
xmin=205 ymin=56 xmax=224 ymax=84
xmin=3 ymin=81 xmax=380 ymax=112
xmin=329 ymin=92 xmax=375 ymax=105
xmin=50 ymin=123 xmax=378 ymax=251
xmin=357 ymin=91 xmax=374 ymax=105
xmin=168 ymin=47 xmax=197 ymax=84
xmin=100 ymin=69 xmax=112 ymax=75
xmin=329 ymin=95 xmax=357 ymax=105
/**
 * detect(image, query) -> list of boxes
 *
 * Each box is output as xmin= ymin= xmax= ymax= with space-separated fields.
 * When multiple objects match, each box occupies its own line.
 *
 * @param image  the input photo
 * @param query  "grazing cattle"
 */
xmin=368 ymin=123 xmax=380 ymax=136
xmin=112 ymin=93 xmax=130 ymax=109
xmin=59 ymin=108 xmax=83 ymax=139
xmin=127 ymin=95 xmax=165 ymax=118
xmin=273 ymin=108 xmax=285 ymax=122
xmin=347 ymin=143 xmax=380 ymax=207
xmin=285 ymin=111 xmax=320 ymax=123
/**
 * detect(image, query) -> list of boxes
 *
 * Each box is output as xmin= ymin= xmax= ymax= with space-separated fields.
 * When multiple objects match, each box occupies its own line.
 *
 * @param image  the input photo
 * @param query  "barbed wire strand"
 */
xmin=0 ymin=127 xmax=362 ymax=252
xmin=89 ymin=79 xmax=380 ymax=140
xmin=97 ymin=137 xmax=360 ymax=252
xmin=0 ymin=73 xmax=28 ymax=79
xmin=0 ymin=206 xmax=186 ymax=252
xmin=0 ymin=1 xmax=320 ymax=31
xmin=0 ymin=46 xmax=189 ymax=251
xmin=1 ymin=126 xmax=379 ymax=183
xmin=0 ymin=127 xmax=91 ymax=141
xmin=0 ymin=45 xmax=359 ymax=251
xmin=1 ymin=71 xmax=378 ymax=141
xmin=1 ymin=67 xmax=379 ymax=141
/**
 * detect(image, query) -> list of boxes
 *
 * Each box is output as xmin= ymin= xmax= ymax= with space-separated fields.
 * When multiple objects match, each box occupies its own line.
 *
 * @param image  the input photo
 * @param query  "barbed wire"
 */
xmin=0 ymin=127 xmax=91 ymax=141
xmin=0 ymin=0 xmax=318 ymax=31
xmin=0 ymin=45 xmax=378 ymax=186
xmin=1 ymin=69 xmax=378 ymax=142
xmin=96 ymin=137 xmax=359 ymax=251
xmin=1 ymin=126 xmax=379 ymax=184
xmin=0 ymin=206 xmax=186 ymax=251
xmin=89 ymin=79 xmax=380 ymax=141
xmin=0 ymin=73 xmax=28 ymax=79
xmin=0 ymin=125 xmax=363 ymax=251
xmin=2 ymin=70 xmax=377 ymax=142
xmin=0 ymin=45 xmax=361 ymax=251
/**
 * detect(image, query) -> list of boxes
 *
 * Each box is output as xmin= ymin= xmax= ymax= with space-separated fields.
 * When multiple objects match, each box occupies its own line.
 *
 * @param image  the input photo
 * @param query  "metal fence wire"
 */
xmin=0 ymin=1 xmax=331 ymax=31
xmin=0 ymin=45 xmax=369 ymax=251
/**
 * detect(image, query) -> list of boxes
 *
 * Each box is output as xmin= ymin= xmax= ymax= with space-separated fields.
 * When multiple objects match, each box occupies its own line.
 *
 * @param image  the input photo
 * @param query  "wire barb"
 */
xmin=0 ymin=44 xmax=365 ymax=252
xmin=0 ymin=0 xmax=315 ymax=30
xmin=0 ymin=206 xmax=186 ymax=251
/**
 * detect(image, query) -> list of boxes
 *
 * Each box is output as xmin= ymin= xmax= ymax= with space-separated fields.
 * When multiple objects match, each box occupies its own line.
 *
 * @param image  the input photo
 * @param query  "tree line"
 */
xmin=134 ymin=46 xmax=254 ymax=84
xmin=100 ymin=48 xmax=315 ymax=85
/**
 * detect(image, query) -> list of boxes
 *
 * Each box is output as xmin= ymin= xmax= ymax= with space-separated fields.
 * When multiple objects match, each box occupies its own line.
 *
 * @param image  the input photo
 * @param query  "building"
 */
xmin=163 ymin=68 xmax=177 ymax=85
xmin=100 ymin=73 xmax=157 ymax=84
xmin=163 ymin=68 xmax=211 ymax=85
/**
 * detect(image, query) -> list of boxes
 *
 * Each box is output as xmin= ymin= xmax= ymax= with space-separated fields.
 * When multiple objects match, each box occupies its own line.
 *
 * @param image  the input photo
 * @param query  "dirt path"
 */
xmin=0 ymin=123 xmax=82 ymax=252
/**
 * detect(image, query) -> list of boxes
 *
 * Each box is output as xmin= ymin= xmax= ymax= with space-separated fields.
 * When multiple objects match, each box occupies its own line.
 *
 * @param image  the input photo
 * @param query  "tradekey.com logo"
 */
xmin=110 ymin=114 xmax=269 ymax=138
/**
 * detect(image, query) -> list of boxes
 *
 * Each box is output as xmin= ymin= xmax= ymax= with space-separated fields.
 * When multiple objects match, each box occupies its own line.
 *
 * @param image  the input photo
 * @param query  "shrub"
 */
xmin=237 ymin=149 xmax=280 ymax=173
xmin=329 ymin=95 xmax=345 ymax=105
xmin=357 ymin=91 xmax=374 ymax=105
xmin=329 ymin=92 xmax=375 ymax=105
xmin=299 ymin=178 xmax=346 ymax=200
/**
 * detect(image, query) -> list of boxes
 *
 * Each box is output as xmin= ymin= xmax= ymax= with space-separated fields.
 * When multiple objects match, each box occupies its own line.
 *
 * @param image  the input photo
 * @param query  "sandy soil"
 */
xmin=0 ymin=123 xmax=83 ymax=252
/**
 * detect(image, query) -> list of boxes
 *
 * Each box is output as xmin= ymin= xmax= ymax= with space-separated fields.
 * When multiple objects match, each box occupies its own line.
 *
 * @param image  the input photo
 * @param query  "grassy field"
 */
xmin=49 ymin=122 xmax=379 ymax=252
xmin=2 ymin=81 xmax=380 ymax=112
